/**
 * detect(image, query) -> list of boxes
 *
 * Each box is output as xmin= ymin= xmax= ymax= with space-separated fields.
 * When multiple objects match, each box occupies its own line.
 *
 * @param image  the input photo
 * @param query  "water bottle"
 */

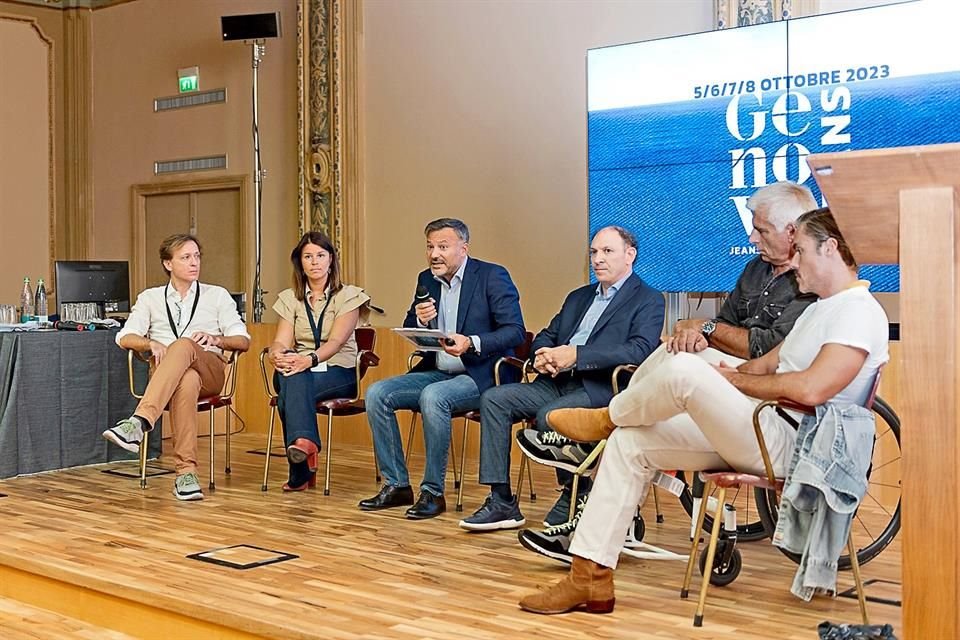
xmin=35 ymin=278 xmax=48 ymax=326
xmin=20 ymin=277 xmax=33 ymax=323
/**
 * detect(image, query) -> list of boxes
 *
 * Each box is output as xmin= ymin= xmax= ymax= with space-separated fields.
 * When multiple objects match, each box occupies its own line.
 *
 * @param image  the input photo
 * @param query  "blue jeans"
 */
xmin=479 ymin=374 xmax=591 ymax=487
xmin=275 ymin=365 xmax=357 ymax=483
xmin=366 ymin=370 xmax=480 ymax=496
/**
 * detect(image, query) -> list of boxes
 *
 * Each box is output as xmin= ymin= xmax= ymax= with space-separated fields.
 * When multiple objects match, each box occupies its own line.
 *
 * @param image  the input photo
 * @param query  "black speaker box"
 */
xmin=221 ymin=12 xmax=281 ymax=41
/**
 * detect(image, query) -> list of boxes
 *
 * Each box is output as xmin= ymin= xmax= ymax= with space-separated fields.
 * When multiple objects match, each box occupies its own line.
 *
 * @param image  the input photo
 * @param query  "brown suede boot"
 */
xmin=545 ymin=407 xmax=616 ymax=443
xmin=518 ymin=556 xmax=615 ymax=614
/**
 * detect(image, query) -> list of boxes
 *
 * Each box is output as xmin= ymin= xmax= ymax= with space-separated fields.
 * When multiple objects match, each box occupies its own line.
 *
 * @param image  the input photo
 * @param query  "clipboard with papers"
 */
xmin=391 ymin=327 xmax=452 ymax=352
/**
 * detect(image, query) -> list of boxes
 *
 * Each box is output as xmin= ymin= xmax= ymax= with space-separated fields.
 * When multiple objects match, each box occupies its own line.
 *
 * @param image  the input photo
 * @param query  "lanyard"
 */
xmin=165 ymin=283 xmax=201 ymax=339
xmin=304 ymin=291 xmax=333 ymax=349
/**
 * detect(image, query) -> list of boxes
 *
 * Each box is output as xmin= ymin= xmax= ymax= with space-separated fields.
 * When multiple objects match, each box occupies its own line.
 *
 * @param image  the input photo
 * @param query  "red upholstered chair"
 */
xmin=259 ymin=326 xmax=381 ymax=495
xmin=679 ymin=372 xmax=885 ymax=628
xmin=126 ymin=349 xmax=241 ymax=490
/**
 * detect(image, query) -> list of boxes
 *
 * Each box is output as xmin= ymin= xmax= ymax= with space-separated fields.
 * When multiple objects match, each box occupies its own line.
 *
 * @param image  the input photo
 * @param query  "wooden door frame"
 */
xmin=130 ymin=175 xmax=251 ymax=296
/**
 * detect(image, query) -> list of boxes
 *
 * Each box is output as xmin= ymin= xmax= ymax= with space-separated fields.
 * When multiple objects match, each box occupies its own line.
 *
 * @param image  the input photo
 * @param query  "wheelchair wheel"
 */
xmin=698 ymin=545 xmax=743 ymax=587
xmin=754 ymin=396 xmax=901 ymax=570
xmin=677 ymin=470 xmax=768 ymax=542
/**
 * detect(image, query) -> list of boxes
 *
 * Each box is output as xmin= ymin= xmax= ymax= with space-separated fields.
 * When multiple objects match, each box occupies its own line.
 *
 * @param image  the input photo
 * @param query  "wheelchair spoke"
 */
xmin=861 ymin=490 xmax=895 ymax=517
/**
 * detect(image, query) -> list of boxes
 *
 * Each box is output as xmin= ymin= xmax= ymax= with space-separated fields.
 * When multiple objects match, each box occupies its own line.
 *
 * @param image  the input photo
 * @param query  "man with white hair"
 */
xmin=517 ymin=181 xmax=819 ymax=561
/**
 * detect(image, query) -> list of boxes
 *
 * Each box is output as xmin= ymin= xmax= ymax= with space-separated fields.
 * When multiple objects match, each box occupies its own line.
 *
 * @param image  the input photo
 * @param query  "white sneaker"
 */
xmin=173 ymin=472 xmax=204 ymax=501
xmin=102 ymin=418 xmax=144 ymax=453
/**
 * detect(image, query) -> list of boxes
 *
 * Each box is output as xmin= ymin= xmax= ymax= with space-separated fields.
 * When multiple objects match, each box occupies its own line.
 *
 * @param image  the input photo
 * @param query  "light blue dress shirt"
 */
xmin=567 ymin=272 xmax=631 ymax=347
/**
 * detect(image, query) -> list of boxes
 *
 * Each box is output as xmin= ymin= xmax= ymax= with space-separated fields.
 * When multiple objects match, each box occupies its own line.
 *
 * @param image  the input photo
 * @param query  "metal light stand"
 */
xmin=250 ymin=40 xmax=267 ymax=323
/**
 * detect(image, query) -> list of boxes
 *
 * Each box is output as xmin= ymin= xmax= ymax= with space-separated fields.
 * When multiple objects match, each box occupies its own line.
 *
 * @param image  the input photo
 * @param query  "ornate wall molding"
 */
xmin=297 ymin=0 xmax=364 ymax=283
xmin=64 ymin=7 xmax=94 ymax=258
xmin=715 ymin=0 xmax=819 ymax=28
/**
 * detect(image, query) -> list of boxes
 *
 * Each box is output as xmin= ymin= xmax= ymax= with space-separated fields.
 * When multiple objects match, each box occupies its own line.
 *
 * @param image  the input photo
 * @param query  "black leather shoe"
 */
xmin=405 ymin=491 xmax=446 ymax=520
xmin=358 ymin=485 xmax=415 ymax=511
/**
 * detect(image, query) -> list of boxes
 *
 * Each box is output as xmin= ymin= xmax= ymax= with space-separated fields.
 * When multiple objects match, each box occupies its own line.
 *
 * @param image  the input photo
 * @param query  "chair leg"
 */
xmin=693 ymin=486 xmax=727 ymax=628
xmin=682 ymin=479 xmax=711 ymax=598
xmin=323 ymin=409 xmax=334 ymax=496
xmin=653 ymin=486 xmax=664 ymax=523
xmin=261 ymin=406 xmax=276 ymax=491
xmin=525 ymin=454 xmax=536 ymax=501
xmin=450 ymin=427 xmax=461 ymax=490
xmin=569 ymin=472 xmax=582 ymax=523
xmin=516 ymin=453 xmax=526 ymax=501
xmin=372 ymin=440 xmax=382 ymax=485
xmin=139 ymin=430 xmax=150 ymax=490
xmin=208 ymin=410 xmax=216 ymax=490
xmin=847 ymin=531 xmax=869 ymax=625
xmin=456 ymin=418 xmax=469 ymax=512
xmin=404 ymin=412 xmax=418 ymax=465
xmin=225 ymin=406 xmax=232 ymax=474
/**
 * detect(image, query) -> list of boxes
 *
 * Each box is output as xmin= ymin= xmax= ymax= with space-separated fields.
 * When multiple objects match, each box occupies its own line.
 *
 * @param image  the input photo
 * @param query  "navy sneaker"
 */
xmin=543 ymin=479 xmax=593 ymax=527
xmin=459 ymin=493 xmax=526 ymax=531
xmin=516 ymin=428 xmax=598 ymax=475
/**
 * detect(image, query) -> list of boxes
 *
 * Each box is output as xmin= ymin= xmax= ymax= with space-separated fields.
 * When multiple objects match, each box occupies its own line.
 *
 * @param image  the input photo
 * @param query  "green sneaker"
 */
xmin=173 ymin=472 xmax=204 ymax=501
xmin=102 ymin=417 xmax=144 ymax=453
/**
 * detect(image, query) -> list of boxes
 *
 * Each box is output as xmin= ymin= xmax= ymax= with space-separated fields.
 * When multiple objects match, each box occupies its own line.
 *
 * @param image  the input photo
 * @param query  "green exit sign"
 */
xmin=179 ymin=75 xmax=199 ymax=93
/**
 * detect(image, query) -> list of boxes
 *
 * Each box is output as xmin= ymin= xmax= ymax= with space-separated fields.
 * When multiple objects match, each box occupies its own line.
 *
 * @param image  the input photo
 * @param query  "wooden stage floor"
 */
xmin=0 ymin=433 xmax=902 ymax=639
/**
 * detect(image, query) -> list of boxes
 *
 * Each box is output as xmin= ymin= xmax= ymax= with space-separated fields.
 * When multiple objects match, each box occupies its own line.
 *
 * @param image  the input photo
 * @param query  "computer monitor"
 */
xmin=54 ymin=261 xmax=130 ymax=318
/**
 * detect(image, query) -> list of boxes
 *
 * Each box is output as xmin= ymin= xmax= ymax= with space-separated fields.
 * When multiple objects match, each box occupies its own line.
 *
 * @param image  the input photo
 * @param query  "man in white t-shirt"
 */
xmin=517 ymin=208 xmax=889 ymax=615
xmin=102 ymin=234 xmax=250 ymax=501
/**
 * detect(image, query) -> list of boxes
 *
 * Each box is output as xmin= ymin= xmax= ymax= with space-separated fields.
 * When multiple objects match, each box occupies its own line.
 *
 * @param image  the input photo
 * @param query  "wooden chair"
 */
xmin=259 ymin=326 xmax=381 ymax=495
xmin=405 ymin=331 xmax=537 ymax=512
xmin=679 ymin=373 xmax=884 ymax=628
xmin=126 ymin=349 xmax=241 ymax=490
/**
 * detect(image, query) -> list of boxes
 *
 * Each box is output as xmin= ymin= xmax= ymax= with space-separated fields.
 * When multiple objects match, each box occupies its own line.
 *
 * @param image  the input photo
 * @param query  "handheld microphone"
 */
xmin=415 ymin=285 xmax=438 ymax=330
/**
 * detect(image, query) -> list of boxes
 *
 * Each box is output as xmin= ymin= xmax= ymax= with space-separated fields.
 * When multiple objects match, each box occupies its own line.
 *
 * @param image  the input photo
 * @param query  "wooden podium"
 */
xmin=808 ymin=143 xmax=960 ymax=640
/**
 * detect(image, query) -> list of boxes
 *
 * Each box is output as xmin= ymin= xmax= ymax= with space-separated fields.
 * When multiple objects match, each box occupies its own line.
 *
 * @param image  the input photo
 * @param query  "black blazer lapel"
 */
xmin=559 ymin=286 xmax=599 ymax=344
xmin=587 ymin=274 xmax=641 ymax=340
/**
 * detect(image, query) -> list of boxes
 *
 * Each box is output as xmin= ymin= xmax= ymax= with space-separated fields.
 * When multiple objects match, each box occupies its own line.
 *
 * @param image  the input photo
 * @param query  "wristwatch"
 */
xmin=701 ymin=319 xmax=718 ymax=339
xmin=309 ymin=352 xmax=320 ymax=368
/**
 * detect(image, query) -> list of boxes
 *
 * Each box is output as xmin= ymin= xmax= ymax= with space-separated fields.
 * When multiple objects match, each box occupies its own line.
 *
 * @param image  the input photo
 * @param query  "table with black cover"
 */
xmin=0 ymin=329 xmax=161 ymax=479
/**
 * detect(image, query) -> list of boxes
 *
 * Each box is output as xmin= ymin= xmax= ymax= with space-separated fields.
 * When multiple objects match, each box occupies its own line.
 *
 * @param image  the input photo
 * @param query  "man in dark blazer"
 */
xmin=458 ymin=226 xmax=664 ymax=532
xmin=359 ymin=218 xmax=525 ymax=520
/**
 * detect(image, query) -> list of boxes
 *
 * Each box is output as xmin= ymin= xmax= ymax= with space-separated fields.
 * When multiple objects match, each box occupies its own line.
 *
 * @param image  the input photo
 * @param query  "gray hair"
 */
xmin=746 ymin=182 xmax=818 ymax=232
xmin=424 ymin=218 xmax=470 ymax=243
xmin=596 ymin=225 xmax=638 ymax=250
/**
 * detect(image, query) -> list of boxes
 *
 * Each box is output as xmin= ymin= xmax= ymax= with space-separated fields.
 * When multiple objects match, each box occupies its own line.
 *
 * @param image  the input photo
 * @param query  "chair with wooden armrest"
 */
xmin=126 ymin=348 xmax=240 ymax=490
xmin=259 ymin=326 xmax=382 ymax=494
xmin=679 ymin=371 xmax=885 ymax=628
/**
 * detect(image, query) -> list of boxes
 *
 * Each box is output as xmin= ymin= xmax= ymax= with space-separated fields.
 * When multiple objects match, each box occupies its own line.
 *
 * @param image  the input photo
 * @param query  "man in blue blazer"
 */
xmin=359 ymin=218 xmax=525 ymax=519
xmin=459 ymin=226 xmax=664 ymax=532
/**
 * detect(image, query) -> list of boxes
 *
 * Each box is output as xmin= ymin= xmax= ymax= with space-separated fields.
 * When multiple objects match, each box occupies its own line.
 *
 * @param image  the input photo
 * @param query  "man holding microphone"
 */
xmin=358 ymin=218 xmax=525 ymax=520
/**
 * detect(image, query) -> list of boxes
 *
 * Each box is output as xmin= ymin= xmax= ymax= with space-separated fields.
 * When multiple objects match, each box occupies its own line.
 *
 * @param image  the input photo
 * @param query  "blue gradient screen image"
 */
xmin=587 ymin=1 xmax=960 ymax=292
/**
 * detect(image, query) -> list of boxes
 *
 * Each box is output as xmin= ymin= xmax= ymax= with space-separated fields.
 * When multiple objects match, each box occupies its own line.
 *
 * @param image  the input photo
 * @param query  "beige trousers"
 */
xmin=135 ymin=338 xmax=226 ymax=475
xmin=568 ymin=348 xmax=796 ymax=569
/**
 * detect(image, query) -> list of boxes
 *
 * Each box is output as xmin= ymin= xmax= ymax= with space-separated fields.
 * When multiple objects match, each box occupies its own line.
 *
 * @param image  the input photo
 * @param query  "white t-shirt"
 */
xmin=777 ymin=285 xmax=889 ymax=406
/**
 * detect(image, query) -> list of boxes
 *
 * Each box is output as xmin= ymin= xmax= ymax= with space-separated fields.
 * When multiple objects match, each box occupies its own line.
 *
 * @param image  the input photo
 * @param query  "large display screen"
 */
xmin=587 ymin=0 xmax=960 ymax=292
